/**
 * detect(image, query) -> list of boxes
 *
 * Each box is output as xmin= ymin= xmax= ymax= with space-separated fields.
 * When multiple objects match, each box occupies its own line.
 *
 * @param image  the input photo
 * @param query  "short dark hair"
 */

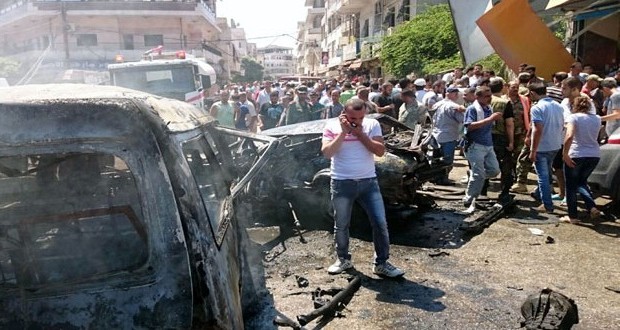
xmin=600 ymin=78 xmax=617 ymax=89
xmin=489 ymin=79 xmax=504 ymax=93
xmin=552 ymin=71 xmax=568 ymax=82
xmin=401 ymin=89 xmax=415 ymax=98
xmin=475 ymin=86 xmax=491 ymax=97
xmin=477 ymin=77 xmax=491 ymax=86
xmin=399 ymin=78 xmax=411 ymax=89
xmin=269 ymin=91 xmax=279 ymax=97
xmin=345 ymin=98 xmax=366 ymax=111
xmin=527 ymin=82 xmax=546 ymax=95
xmin=525 ymin=65 xmax=536 ymax=72
xmin=562 ymin=76 xmax=582 ymax=90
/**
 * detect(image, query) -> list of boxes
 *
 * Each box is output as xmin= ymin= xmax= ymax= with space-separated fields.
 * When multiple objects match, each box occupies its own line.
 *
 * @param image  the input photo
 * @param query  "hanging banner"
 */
xmin=321 ymin=51 xmax=329 ymax=65
xmin=476 ymin=0 xmax=575 ymax=80
xmin=448 ymin=0 xmax=494 ymax=65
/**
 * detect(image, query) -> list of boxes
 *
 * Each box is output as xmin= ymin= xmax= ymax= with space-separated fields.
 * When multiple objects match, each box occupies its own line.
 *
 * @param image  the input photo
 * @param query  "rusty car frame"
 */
xmin=0 ymin=84 xmax=286 ymax=329
xmin=261 ymin=114 xmax=449 ymax=222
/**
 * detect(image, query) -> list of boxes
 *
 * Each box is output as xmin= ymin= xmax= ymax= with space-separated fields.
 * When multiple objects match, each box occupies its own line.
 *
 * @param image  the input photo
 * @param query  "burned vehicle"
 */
xmin=0 ymin=84 xmax=284 ymax=329
xmin=261 ymin=114 xmax=449 ymax=220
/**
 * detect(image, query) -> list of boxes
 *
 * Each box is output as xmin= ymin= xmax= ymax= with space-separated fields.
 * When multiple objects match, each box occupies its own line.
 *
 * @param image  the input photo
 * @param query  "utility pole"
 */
xmin=61 ymin=3 xmax=70 ymax=68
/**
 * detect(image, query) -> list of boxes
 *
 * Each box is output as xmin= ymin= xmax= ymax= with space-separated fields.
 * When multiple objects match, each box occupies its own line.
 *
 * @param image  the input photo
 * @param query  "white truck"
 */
xmin=108 ymin=47 xmax=217 ymax=109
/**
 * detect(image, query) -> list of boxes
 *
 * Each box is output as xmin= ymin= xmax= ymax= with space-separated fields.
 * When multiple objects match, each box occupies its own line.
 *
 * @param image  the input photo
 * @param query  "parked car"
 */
xmin=0 ymin=84 xmax=285 ymax=329
xmin=261 ymin=114 xmax=449 ymax=221
xmin=588 ymin=126 xmax=620 ymax=202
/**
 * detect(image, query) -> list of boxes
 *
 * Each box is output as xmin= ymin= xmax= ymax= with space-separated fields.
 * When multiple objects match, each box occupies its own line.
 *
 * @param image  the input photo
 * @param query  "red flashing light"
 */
xmin=176 ymin=50 xmax=186 ymax=59
xmin=114 ymin=54 xmax=124 ymax=63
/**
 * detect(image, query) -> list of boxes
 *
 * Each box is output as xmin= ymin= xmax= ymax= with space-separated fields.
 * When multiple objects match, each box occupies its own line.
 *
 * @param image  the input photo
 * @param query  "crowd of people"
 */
xmin=206 ymin=60 xmax=619 ymax=276
xmin=209 ymin=61 xmax=619 ymax=222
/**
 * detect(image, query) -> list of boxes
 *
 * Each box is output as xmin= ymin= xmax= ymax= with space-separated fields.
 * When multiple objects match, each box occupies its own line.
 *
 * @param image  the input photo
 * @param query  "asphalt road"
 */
xmin=245 ymin=156 xmax=620 ymax=329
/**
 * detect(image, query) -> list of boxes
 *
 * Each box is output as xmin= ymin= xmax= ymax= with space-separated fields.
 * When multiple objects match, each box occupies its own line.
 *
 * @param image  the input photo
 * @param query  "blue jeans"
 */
xmin=330 ymin=178 xmax=390 ymax=265
xmin=439 ymin=140 xmax=457 ymax=180
xmin=564 ymin=157 xmax=599 ymax=218
xmin=533 ymin=150 xmax=559 ymax=211
xmin=464 ymin=143 xmax=500 ymax=202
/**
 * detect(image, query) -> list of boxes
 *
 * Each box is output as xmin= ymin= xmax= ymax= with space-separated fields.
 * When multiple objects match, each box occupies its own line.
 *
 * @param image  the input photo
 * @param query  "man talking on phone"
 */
xmin=321 ymin=98 xmax=405 ymax=278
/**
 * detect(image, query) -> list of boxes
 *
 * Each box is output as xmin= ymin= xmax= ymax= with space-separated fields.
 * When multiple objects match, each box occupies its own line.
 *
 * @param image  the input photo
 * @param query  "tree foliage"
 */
xmin=233 ymin=57 xmax=264 ymax=83
xmin=380 ymin=4 xmax=459 ymax=78
xmin=0 ymin=57 xmax=20 ymax=78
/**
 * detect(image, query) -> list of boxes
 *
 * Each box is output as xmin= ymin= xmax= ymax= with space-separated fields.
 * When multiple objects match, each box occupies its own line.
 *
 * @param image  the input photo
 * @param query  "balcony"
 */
xmin=308 ymin=27 xmax=322 ymax=35
xmin=336 ymin=0 xmax=371 ymax=15
xmin=1 ymin=1 xmax=219 ymax=31
xmin=307 ymin=7 xmax=325 ymax=16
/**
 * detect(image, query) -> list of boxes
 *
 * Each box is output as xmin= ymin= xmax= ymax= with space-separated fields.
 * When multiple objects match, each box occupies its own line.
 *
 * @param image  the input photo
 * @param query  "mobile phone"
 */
xmin=350 ymin=122 xmax=357 ymax=128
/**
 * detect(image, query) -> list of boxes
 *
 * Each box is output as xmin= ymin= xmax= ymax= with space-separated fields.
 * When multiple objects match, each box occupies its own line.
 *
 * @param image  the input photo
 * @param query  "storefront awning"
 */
xmin=349 ymin=59 xmax=363 ymax=69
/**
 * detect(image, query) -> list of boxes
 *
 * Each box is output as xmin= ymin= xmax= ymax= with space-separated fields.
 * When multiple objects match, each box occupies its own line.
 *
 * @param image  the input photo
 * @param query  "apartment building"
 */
xmin=256 ymin=46 xmax=295 ymax=80
xmin=0 ymin=0 xmax=242 ymax=84
xmin=298 ymin=0 xmax=446 ymax=77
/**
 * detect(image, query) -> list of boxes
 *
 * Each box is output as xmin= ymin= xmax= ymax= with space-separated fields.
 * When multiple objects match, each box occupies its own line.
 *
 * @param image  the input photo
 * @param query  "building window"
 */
xmin=76 ymin=34 xmax=97 ymax=47
xmin=373 ymin=2 xmax=383 ymax=34
xmin=362 ymin=19 xmax=369 ymax=38
xmin=384 ymin=7 xmax=396 ymax=28
xmin=313 ymin=16 xmax=322 ymax=29
xmin=144 ymin=34 xmax=164 ymax=47
xmin=123 ymin=34 xmax=134 ymax=50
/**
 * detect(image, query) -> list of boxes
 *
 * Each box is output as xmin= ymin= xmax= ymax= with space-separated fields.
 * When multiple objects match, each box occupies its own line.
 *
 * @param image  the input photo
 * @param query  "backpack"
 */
xmin=520 ymin=288 xmax=579 ymax=330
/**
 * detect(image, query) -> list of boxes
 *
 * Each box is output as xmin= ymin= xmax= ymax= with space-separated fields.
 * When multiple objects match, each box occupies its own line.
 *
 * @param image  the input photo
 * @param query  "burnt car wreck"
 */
xmin=0 ymin=84 xmax=287 ymax=329
xmin=261 ymin=114 xmax=450 ymax=222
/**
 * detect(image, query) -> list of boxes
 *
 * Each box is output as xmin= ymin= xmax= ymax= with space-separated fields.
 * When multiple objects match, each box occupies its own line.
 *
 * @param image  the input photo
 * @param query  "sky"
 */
xmin=216 ymin=0 xmax=308 ymax=49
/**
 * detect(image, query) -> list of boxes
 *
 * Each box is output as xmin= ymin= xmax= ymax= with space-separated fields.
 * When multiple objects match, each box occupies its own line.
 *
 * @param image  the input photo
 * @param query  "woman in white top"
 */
xmin=560 ymin=96 xmax=602 ymax=224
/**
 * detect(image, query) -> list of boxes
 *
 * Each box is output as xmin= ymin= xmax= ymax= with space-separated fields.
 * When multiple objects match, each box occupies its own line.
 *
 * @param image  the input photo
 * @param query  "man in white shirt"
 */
xmin=321 ymin=98 xmax=404 ymax=278
xmin=238 ymin=92 xmax=257 ymax=132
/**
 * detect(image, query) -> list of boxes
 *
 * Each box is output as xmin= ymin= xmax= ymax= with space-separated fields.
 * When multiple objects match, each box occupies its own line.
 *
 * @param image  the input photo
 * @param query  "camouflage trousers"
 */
xmin=515 ymin=139 xmax=533 ymax=184
xmin=493 ymin=135 xmax=525 ymax=196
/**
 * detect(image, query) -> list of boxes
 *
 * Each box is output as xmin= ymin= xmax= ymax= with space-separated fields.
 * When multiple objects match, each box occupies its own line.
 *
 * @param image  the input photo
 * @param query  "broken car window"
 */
xmin=0 ymin=153 xmax=147 ymax=289
xmin=182 ymin=137 xmax=230 ymax=231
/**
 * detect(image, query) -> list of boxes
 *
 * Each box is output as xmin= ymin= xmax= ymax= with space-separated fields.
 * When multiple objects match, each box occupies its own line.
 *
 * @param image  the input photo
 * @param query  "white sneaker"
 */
xmin=327 ymin=259 xmax=354 ymax=274
xmin=373 ymin=262 xmax=405 ymax=278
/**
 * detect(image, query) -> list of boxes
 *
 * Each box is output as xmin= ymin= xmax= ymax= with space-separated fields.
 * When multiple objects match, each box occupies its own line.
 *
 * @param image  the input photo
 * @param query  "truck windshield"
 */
xmin=112 ymin=66 xmax=196 ymax=101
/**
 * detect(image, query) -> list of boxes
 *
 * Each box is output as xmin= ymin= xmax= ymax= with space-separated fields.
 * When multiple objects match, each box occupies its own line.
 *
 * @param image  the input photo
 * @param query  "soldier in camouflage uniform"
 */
xmin=489 ymin=78 xmax=515 ymax=202
xmin=507 ymin=81 xmax=533 ymax=193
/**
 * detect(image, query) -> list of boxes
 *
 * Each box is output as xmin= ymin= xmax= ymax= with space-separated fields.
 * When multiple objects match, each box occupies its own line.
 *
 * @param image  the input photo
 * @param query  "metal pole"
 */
xmin=61 ymin=3 xmax=70 ymax=67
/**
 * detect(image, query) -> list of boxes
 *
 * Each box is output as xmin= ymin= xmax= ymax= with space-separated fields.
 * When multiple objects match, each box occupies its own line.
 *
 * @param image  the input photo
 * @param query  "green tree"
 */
xmin=233 ymin=57 xmax=264 ymax=83
xmin=0 ymin=57 xmax=20 ymax=78
xmin=380 ymin=4 xmax=459 ymax=77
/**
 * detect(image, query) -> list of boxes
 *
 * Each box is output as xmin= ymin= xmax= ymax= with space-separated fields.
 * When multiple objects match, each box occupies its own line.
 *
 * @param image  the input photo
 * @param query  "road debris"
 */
xmin=297 ymin=275 xmax=362 ymax=326
xmin=528 ymin=228 xmax=545 ymax=236
xmin=428 ymin=250 xmax=451 ymax=258
xmin=295 ymin=275 xmax=309 ymax=288
xmin=274 ymin=311 xmax=305 ymax=329
xmin=545 ymin=236 xmax=555 ymax=244
xmin=520 ymin=288 xmax=579 ymax=330
xmin=460 ymin=195 xmax=517 ymax=232
xmin=288 ymin=201 xmax=307 ymax=244
xmin=604 ymin=286 xmax=620 ymax=293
